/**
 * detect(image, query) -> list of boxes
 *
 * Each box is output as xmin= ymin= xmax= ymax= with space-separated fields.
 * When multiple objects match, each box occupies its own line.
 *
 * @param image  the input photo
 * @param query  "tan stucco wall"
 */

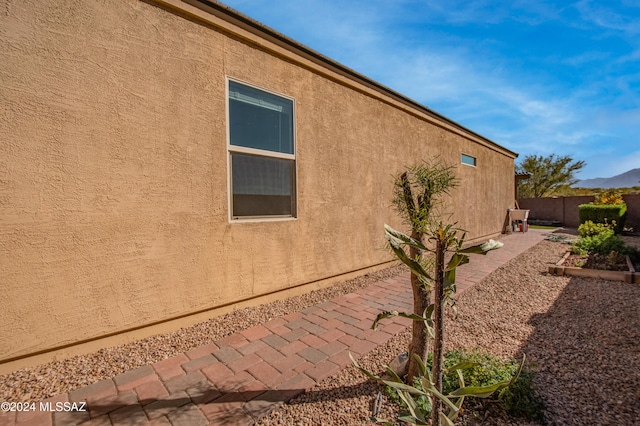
xmin=0 ymin=0 xmax=516 ymax=371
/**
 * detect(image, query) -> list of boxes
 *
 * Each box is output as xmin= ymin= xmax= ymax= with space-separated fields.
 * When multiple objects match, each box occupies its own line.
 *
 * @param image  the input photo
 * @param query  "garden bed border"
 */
xmin=549 ymin=251 xmax=637 ymax=283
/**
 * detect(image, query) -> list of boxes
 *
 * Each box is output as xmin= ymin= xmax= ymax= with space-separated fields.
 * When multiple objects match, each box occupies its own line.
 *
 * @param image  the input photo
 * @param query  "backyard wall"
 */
xmin=0 ymin=0 xmax=517 ymax=372
xmin=519 ymin=194 xmax=640 ymax=228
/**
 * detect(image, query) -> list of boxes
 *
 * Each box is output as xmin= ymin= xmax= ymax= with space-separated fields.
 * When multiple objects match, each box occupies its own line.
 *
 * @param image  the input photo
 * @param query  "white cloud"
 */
xmin=417 ymin=0 xmax=563 ymax=25
xmin=563 ymin=51 xmax=611 ymax=66
xmin=220 ymin=0 xmax=639 ymax=179
xmin=575 ymin=0 xmax=640 ymax=34
xmin=617 ymin=48 xmax=640 ymax=63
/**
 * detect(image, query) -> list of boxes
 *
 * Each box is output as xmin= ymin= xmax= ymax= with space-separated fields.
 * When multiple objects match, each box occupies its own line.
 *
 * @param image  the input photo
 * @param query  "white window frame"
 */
xmin=461 ymin=153 xmax=477 ymax=167
xmin=226 ymin=77 xmax=298 ymax=222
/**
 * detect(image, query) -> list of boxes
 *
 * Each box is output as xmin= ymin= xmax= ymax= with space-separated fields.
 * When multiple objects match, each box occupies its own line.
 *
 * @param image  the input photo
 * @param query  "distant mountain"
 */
xmin=576 ymin=168 xmax=640 ymax=189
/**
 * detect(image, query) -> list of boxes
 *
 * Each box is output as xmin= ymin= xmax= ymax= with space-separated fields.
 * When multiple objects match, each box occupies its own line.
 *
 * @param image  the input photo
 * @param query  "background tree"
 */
xmin=516 ymin=154 xmax=585 ymax=198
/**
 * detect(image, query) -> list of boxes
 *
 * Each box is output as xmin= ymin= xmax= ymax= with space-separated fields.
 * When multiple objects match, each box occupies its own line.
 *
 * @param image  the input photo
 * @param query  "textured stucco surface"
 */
xmin=0 ymin=0 xmax=516 ymax=368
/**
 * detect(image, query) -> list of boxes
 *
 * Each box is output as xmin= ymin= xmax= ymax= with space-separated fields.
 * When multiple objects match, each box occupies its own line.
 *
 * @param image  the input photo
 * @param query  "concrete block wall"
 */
xmin=519 ymin=194 xmax=640 ymax=229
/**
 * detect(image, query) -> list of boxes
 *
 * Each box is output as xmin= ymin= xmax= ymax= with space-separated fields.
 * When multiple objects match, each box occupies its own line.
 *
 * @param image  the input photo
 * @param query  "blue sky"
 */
xmin=219 ymin=0 xmax=640 ymax=180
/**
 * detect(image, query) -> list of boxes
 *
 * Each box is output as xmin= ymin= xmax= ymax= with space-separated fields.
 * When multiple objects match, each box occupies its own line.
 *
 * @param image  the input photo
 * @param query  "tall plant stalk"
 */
xmin=369 ymin=159 xmax=509 ymax=424
xmin=431 ymin=234 xmax=445 ymax=426
xmin=366 ymin=224 xmax=506 ymax=425
xmin=391 ymin=161 xmax=458 ymax=383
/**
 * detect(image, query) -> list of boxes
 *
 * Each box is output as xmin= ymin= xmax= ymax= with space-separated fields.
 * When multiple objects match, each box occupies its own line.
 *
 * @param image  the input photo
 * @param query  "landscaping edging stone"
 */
xmin=549 ymin=251 xmax=637 ymax=283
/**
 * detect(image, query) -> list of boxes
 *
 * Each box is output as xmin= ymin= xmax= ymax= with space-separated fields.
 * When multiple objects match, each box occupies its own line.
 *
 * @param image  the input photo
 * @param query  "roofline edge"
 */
xmin=151 ymin=0 xmax=519 ymax=159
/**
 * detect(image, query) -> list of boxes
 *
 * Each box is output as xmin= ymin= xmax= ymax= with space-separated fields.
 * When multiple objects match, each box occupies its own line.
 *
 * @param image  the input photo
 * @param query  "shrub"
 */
xmin=385 ymin=350 xmax=545 ymax=423
xmin=572 ymin=220 xmax=637 ymax=258
xmin=571 ymin=233 xmax=625 ymax=256
xmin=500 ymin=369 xmax=546 ymax=422
xmin=578 ymin=220 xmax=614 ymax=238
xmin=594 ymin=189 xmax=624 ymax=205
xmin=578 ymin=203 xmax=627 ymax=234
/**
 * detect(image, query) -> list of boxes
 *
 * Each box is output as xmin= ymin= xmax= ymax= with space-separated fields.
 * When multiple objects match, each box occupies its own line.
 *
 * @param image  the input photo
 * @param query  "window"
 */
xmin=461 ymin=154 xmax=476 ymax=167
xmin=228 ymin=80 xmax=296 ymax=219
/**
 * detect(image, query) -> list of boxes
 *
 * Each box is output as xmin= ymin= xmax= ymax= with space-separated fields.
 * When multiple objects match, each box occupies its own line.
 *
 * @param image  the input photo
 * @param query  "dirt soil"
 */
xmin=562 ymin=251 xmax=629 ymax=270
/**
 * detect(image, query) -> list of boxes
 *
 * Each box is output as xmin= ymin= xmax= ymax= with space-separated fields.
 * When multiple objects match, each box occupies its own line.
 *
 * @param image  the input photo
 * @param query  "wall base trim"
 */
xmin=0 ymin=260 xmax=396 ymax=375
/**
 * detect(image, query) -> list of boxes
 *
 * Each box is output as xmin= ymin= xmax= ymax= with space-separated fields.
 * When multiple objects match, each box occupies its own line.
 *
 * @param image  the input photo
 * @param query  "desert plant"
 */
xmin=572 ymin=223 xmax=626 ymax=256
xmin=384 ymin=350 xmax=545 ymax=423
xmin=351 ymin=349 xmax=525 ymax=426
xmin=578 ymin=220 xmax=614 ymax=238
xmin=381 ymin=224 xmax=503 ymax=425
xmin=359 ymin=160 xmax=509 ymax=425
xmin=390 ymin=161 xmax=458 ymax=383
xmin=365 ymin=223 xmax=502 ymax=425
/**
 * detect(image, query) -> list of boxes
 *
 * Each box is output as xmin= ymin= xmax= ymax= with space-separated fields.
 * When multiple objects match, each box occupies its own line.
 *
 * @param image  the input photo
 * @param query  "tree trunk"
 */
xmin=406 ymin=230 xmax=430 ymax=384
xmin=431 ymin=235 xmax=445 ymax=426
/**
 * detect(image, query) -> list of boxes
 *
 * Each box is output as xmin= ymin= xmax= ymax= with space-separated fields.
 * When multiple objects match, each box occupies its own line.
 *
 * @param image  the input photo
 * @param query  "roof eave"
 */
xmin=156 ymin=0 xmax=519 ymax=159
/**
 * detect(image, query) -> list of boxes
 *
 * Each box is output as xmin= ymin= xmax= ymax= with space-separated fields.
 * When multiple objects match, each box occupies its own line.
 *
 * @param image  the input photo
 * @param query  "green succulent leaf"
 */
xmin=384 ymin=224 xmax=428 ymax=251
xmin=372 ymin=311 xmax=428 ymax=330
xmin=423 ymin=305 xmax=436 ymax=337
xmin=425 ymin=384 xmax=460 ymax=413
xmin=384 ymin=380 xmax=428 ymax=395
xmin=371 ymin=419 xmax=395 ymax=425
xmin=456 ymin=369 xmax=465 ymax=389
xmin=452 ymin=393 xmax=465 ymax=413
xmin=446 ymin=253 xmax=470 ymax=271
xmin=444 ymin=268 xmax=456 ymax=290
xmin=397 ymin=390 xmax=427 ymax=423
xmin=440 ymin=411 xmax=455 ymax=426
xmin=349 ymin=352 xmax=380 ymax=381
xmin=414 ymin=353 xmax=428 ymax=377
xmin=385 ymin=366 xmax=403 ymax=383
xmin=446 ymin=361 xmax=482 ymax=373
xmin=398 ymin=415 xmax=429 ymax=425
xmin=386 ymin=237 xmax=434 ymax=281
xmin=449 ymin=380 xmax=511 ymax=398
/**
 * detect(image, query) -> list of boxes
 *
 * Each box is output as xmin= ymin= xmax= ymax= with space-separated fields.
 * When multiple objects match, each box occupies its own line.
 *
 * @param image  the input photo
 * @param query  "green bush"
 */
xmin=572 ymin=220 xmax=638 ymax=258
xmin=571 ymin=233 xmax=625 ymax=256
xmin=578 ymin=220 xmax=614 ymax=238
xmin=499 ymin=369 xmax=546 ymax=422
xmin=386 ymin=350 xmax=545 ymax=422
xmin=578 ymin=203 xmax=627 ymax=234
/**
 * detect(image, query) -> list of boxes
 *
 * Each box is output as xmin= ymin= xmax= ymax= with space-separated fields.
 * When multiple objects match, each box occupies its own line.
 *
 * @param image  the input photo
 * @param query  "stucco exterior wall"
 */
xmin=0 ymin=0 xmax=516 ymax=370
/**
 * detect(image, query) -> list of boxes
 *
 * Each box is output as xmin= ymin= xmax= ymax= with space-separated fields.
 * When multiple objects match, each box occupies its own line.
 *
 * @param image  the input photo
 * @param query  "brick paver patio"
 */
xmin=0 ymin=229 xmax=548 ymax=425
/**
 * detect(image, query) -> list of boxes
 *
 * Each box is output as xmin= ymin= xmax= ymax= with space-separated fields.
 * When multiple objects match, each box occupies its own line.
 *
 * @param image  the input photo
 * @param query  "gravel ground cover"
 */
xmin=0 ymin=265 xmax=406 ymax=403
xmin=3 ymin=233 xmax=639 ymax=425
xmin=258 ymin=234 xmax=640 ymax=425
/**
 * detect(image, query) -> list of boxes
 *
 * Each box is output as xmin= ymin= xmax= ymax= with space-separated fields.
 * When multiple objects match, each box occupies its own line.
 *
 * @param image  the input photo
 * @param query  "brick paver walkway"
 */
xmin=1 ymin=229 xmax=549 ymax=426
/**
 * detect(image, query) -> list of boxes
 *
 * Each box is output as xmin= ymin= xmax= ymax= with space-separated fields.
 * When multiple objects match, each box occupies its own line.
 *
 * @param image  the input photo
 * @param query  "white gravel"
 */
xmin=3 ymin=233 xmax=640 ymax=425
